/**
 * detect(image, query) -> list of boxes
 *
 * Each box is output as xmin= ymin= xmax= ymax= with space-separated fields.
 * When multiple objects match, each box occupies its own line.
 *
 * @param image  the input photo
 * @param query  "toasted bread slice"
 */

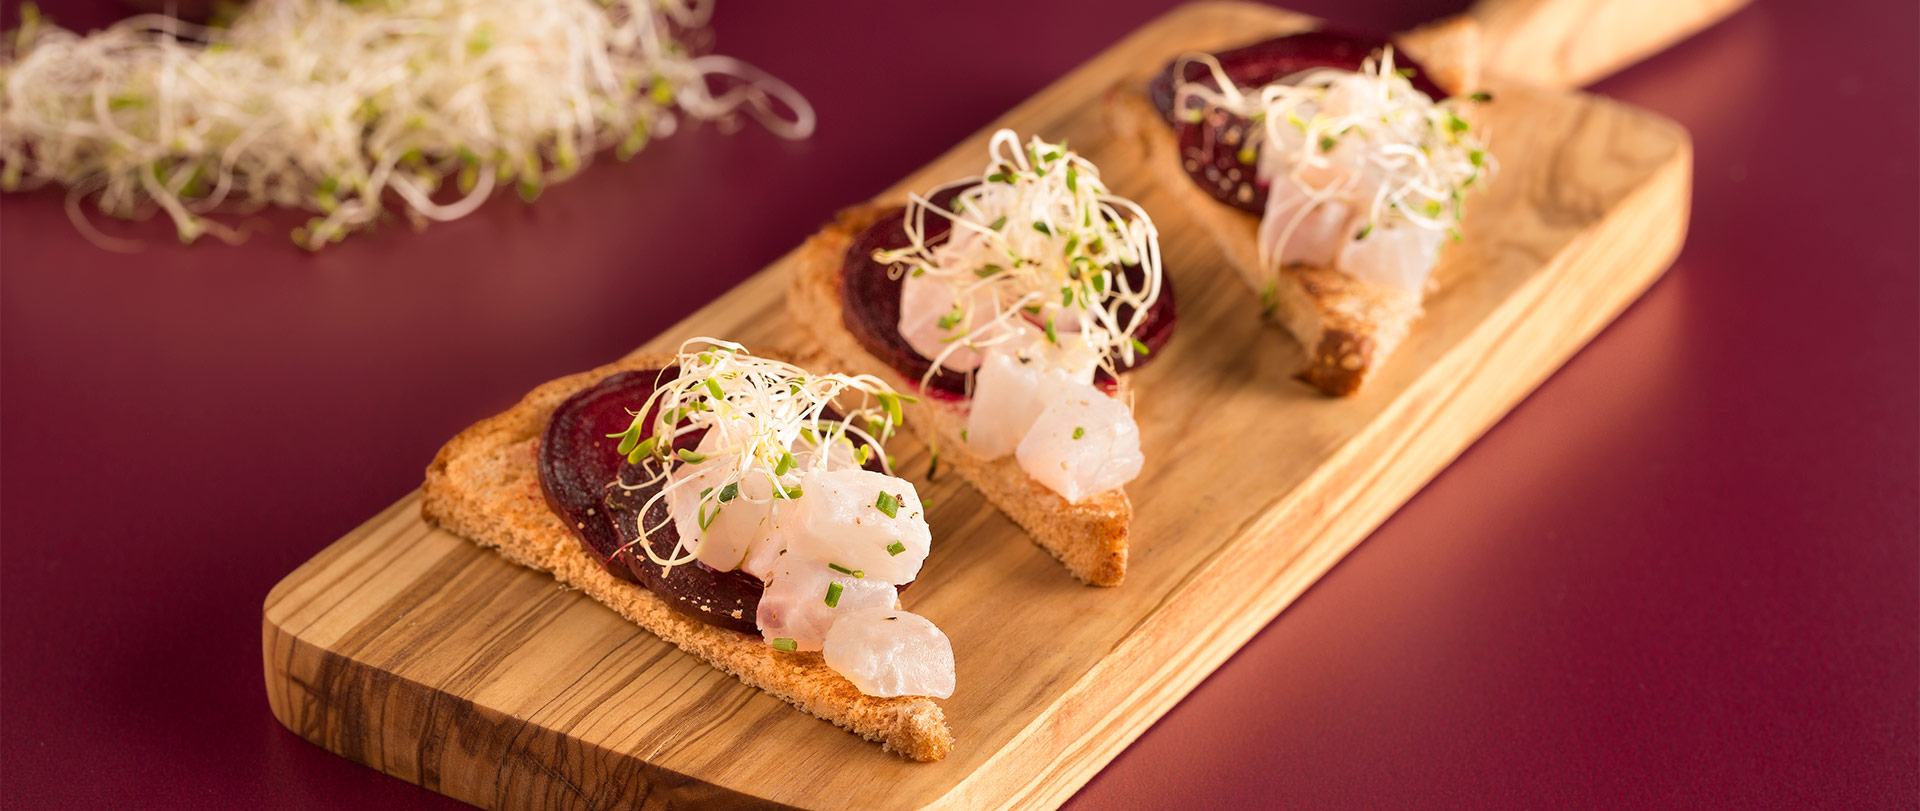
xmin=1107 ymin=88 xmax=1421 ymax=396
xmin=790 ymin=208 xmax=1132 ymax=586
xmin=421 ymin=355 xmax=954 ymax=761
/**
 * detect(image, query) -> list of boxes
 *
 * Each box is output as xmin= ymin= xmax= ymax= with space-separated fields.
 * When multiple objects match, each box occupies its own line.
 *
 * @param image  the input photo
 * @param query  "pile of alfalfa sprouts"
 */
xmin=0 ymin=0 xmax=815 ymax=249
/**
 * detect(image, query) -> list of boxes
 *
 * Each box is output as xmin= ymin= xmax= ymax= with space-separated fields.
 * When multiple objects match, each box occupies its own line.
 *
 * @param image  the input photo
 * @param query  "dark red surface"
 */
xmin=1 ymin=0 xmax=1914 ymax=808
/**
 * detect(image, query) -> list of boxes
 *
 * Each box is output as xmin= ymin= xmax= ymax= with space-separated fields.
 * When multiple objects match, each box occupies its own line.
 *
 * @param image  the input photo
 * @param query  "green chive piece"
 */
xmin=718 ymin=483 xmax=740 ymax=502
xmin=771 ymin=637 xmax=797 ymax=651
xmin=824 ymin=582 xmax=844 ymax=608
xmin=875 ymin=490 xmax=900 ymax=518
xmin=1072 ymin=426 xmax=1086 ymax=440
xmin=886 ymin=541 xmax=907 ymax=557
xmin=677 ymin=449 xmax=707 ymax=464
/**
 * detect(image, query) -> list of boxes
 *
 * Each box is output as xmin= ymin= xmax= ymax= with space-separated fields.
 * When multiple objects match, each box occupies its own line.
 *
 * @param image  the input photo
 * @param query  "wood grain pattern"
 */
xmin=1403 ymin=0 xmax=1752 ymax=91
xmin=263 ymin=3 xmax=1692 ymax=808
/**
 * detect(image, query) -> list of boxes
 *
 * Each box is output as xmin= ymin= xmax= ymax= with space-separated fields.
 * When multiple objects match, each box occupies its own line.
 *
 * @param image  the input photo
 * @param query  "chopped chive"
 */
xmin=677 ymin=449 xmax=706 ymax=464
xmin=824 ymin=582 xmax=844 ymax=608
xmin=771 ymin=637 xmax=797 ymax=651
xmin=1072 ymin=426 xmax=1086 ymax=440
xmin=886 ymin=540 xmax=907 ymax=556
xmin=875 ymin=490 xmax=900 ymax=518
xmin=718 ymin=482 xmax=740 ymax=502
xmin=775 ymin=450 xmax=796 ymax=476
xmin=829 ymin=562 xmax=864 ymax=578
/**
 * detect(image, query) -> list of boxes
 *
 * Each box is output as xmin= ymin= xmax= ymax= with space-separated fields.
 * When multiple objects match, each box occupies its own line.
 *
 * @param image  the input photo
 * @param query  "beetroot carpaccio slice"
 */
xmin=538 ymin=367 xmax=898 ymax=636
xmin=1147 ymin=31 xmax=1449 ymax=214
xmin=538 ymin=366 xmax=765 ymax=635
xmin=839 ymin=187 xmax=1177 ymax=399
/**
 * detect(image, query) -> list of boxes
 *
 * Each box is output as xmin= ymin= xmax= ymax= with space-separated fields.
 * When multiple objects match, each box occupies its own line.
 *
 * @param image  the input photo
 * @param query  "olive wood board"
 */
xmin=262 ymin=2 xmax=1693 ymax=808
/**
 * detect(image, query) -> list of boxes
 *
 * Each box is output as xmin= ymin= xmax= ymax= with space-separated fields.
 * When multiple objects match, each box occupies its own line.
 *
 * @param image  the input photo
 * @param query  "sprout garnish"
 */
xmin=0 ymin=0 xmax=816 ymax=250
xmin=875 ymin=129 xmax=1164 ymax=388
xmin=606 ymin=338 xmax=908 ymax=570
xmin=1171 ymin=47 xmax=1495 ymax=273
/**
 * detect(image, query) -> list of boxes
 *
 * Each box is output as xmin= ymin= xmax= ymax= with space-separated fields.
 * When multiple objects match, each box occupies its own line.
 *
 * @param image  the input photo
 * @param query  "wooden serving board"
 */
xmin=263 ymin=2 xmax=1696 ymax=808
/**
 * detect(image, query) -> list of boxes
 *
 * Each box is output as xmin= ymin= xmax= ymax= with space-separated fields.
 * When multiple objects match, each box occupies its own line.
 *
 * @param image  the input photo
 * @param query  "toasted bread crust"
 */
xmin=421 ymin=355 xmax=954 ymax=761
xmin=1106 ymin=88 xmax=1421 ymax=396
xmin=790 ymin=206 xmax=1131 ymax=586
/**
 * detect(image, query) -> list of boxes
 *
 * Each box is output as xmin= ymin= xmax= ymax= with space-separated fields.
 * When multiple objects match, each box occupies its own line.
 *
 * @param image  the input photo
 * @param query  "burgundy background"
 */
xmin=2 ymin=0 xmax=1915 ymax=807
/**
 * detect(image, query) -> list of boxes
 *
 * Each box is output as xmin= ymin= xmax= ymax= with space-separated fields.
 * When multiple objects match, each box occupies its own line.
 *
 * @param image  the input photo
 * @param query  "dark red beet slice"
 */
xmin=539 ymin=367 xmax=764 ymax=635
xmin=1147 ymin=30 xmax=1449 ymax=214
xmin=539 ymin=367 xmax=897 ymax=636
xmin=840 ymin=187 xmax=1177 ymax=399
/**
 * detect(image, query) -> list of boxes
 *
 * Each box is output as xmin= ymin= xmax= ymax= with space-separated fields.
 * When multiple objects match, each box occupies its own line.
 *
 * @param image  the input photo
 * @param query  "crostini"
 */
xmin=1111 ymin=33 xmax=1492 ymax=395
xmin=791 ymin=129 xmax=1175 ymax=586
xmin=423 ymin=339 xmax=955 ymax=761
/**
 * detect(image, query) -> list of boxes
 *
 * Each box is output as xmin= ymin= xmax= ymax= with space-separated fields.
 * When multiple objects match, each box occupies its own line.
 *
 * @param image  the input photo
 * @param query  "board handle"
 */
xmin=1398 ymin=0 xmax=1751 ymax=92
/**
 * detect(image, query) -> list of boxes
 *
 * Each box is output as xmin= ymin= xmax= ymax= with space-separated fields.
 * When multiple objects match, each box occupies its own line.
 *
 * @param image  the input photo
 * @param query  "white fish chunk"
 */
xmin=1014 ymin=381 xmax=1143 ymax=503
xmin=756 ymin=557 xmax=898 ymax=652
xmin=782 ymin=468 xmax=930 ymax=583
xmin=823 ymin=608 xmax=955 ymax=699
xmin=963 ymin=344 xmax=1091 ymax=459
xmin=1337 ymin=217 xmax=1444 ymax=293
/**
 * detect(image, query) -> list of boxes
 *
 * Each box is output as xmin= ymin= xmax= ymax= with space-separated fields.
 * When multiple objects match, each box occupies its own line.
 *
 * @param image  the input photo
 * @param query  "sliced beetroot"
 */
xmin=840 ymin=188 xmax=1176 ymax=398
xmin=539 ymin=368 xmax=897 ymax=637
xmin=539 ymin=368 xmax=661 ymax=583
xmin=1148 ymin=30 xmax=1448 ymax=214
xmin=538 ymin=366 xmax=763 ymax=635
